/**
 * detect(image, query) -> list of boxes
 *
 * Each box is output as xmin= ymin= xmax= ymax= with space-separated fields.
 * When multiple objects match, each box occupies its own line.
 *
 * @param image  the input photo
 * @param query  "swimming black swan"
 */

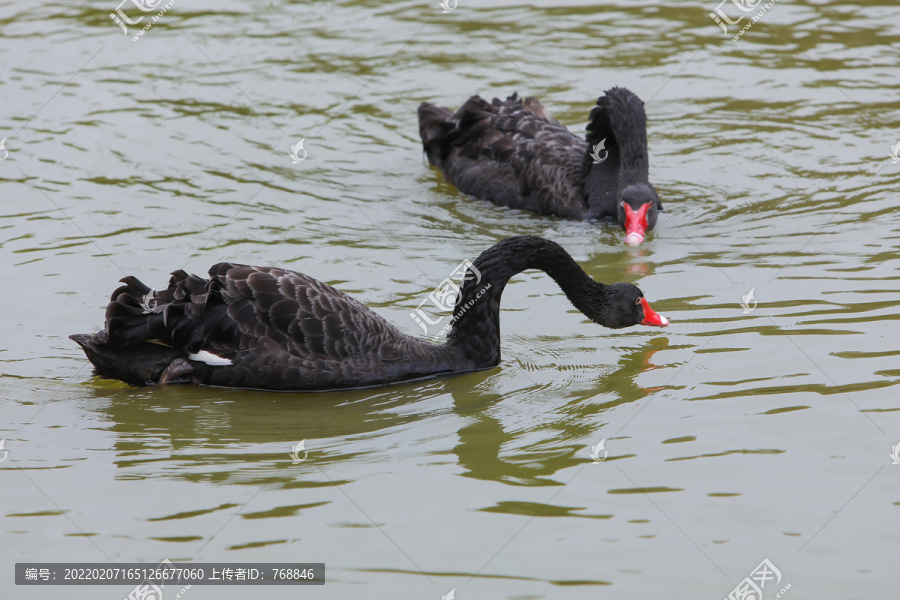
xmin=418 ymin=88 xmax=662 ymax=246
xmin=70 ymin=236 xmax=668 ymax=391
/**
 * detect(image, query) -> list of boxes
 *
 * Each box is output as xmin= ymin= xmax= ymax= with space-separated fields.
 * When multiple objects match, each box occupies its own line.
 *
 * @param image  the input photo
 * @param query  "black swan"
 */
xmin=418 ymin=88 xmax=662 ymax=246
xmin=70 ymin=236 xmax=668 ymax=391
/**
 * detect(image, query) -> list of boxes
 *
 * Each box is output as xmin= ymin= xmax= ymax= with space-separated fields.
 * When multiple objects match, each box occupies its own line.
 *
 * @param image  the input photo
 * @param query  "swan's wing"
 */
xmin=420 ymin=95 xmax=527 ymax=208
xmin=426 ymin=94 xmax=588 ymax=218
xmin=210 ymin=263 xmax=403 ymax=361
xmin=492 ymin=96 xmax=589 ymax=217
xmin=104 ymin=263 xmax=405 ymax=362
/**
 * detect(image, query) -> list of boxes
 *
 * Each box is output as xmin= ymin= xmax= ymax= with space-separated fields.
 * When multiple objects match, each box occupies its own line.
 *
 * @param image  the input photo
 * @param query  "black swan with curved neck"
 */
xmin=70 ymin=237 xmax=668 ymax=391
xmin=418 ymin=88 xmax=663 ymax=246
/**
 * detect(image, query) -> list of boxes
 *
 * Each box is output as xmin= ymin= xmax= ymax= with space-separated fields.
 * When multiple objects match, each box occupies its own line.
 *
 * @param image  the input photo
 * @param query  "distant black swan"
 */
xmin=418 ymin=88 xmax=662 ymax=245
xmin=70 ymin=236 xmax=668 ymax=391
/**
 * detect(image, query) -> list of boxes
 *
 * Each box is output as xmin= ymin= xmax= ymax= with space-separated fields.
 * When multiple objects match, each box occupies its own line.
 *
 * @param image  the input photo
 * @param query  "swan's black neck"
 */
xmin=444 ymin=236 xmax=606 ymax=367
xmin=584 ymin=87 xmax=650 ymax=195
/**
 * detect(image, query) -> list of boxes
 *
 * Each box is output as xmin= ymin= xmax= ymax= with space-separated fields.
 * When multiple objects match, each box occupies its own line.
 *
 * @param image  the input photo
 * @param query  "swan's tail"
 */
xmin=69 ymin=332 xmax=191 ymax=386
xmin=70 ymin=269 xmax=233 ymax=385
xmin=417 ymin=102 xmax=455 ymax=167
xmin=419 ymin=96 xmax=507 ymax=168
xmin=103 ymin=270 xmax=228 ymax=350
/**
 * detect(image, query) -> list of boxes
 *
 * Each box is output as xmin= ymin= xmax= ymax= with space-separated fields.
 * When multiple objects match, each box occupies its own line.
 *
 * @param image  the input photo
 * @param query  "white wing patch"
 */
xmin=188 ymin=350 xmax=233 ymax=366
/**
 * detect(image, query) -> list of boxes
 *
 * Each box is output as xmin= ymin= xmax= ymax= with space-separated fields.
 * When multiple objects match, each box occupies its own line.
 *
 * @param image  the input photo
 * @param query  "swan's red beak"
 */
xmin=624 ymin=203 xmax=650 ymax=246
xmin=640 ymin=297 xmax=668 ymax=327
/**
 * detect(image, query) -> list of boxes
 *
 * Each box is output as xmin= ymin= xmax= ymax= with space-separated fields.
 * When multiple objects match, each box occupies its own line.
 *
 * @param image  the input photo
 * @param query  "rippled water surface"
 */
xmin=2 ymin=0 xmax=900 ymax=598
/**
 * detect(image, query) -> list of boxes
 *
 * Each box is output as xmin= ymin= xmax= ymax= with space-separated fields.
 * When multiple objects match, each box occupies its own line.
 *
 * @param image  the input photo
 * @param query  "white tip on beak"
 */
xmin=624 ymin=233 xmax=644 ymax=246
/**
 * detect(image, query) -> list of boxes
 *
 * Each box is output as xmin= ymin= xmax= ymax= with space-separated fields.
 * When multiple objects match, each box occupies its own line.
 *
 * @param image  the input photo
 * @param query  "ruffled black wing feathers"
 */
xmin=112 ymin=264 xmax=410 ymax=360
xmin=419 ymin=93 xmax=589 ymax=218
xmin=105 ymin=269 xmax=240 ymax=355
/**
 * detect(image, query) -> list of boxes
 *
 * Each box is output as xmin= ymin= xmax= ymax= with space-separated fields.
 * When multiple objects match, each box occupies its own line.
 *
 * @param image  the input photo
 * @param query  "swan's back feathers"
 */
xmin=184 ymin=263 xmax=401 ymax=359
xmin=493 ymin=93 xmax=561 ymax=132
xmin=418 ymin=93 xmax=589 ymax=218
